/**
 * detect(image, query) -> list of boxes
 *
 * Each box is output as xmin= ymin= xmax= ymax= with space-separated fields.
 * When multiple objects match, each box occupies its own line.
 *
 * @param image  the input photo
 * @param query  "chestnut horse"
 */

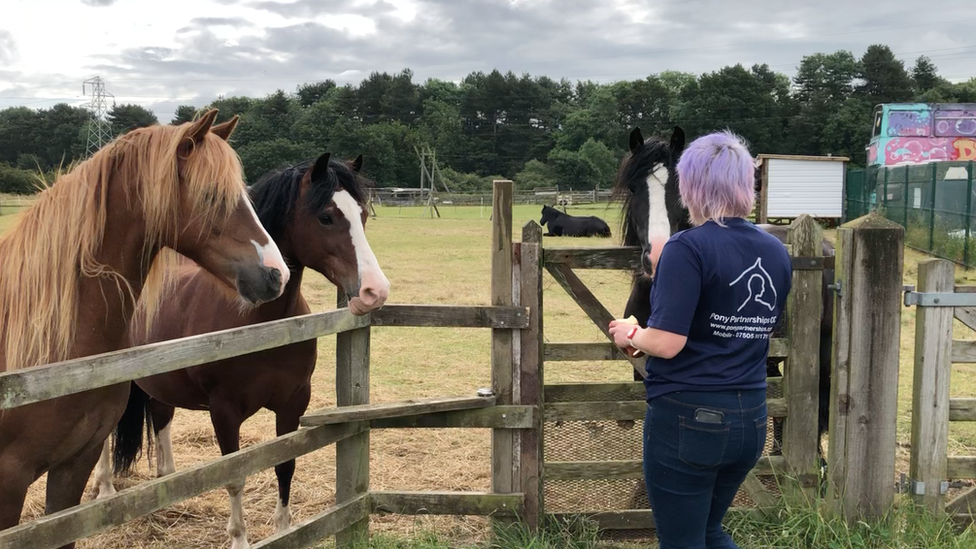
xmin=92 ymin=151 xmax=389 ymax=548
xmin=0 ymin=110 xmax=289 ymax=548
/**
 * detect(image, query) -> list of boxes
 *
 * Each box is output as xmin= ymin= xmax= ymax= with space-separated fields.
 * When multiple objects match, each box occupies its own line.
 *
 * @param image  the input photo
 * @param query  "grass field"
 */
xmin=3 ymin=200 xmax=976 ymax=548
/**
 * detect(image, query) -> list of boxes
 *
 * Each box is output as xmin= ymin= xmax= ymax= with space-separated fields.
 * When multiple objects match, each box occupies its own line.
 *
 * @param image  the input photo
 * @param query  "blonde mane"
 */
xmin=0 ymin=118 xmax=246 ymax=370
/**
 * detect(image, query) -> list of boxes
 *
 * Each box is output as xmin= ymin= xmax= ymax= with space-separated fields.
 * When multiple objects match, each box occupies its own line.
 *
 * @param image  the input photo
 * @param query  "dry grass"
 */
xmin=4 ymin=201 xmax=976 ymax=548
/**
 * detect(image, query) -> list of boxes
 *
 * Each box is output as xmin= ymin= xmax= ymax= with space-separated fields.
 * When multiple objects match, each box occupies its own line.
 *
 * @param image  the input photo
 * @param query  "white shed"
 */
xmin=755 ymin=154 xmax=849 ymax=224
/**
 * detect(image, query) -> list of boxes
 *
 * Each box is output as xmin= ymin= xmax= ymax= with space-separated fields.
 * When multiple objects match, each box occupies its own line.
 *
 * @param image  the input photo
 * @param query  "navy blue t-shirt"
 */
xmin=643 ymin=217 xmax=792 ymax=400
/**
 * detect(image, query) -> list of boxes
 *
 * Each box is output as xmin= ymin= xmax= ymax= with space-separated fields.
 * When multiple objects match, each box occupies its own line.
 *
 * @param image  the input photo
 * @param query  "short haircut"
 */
xmin=676 ymin=130 xmax=756 ymax=226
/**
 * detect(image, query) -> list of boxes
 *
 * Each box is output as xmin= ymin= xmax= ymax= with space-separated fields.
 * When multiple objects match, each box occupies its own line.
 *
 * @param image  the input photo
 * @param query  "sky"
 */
xmin=1 ymin=0 xmax=975 ymax=121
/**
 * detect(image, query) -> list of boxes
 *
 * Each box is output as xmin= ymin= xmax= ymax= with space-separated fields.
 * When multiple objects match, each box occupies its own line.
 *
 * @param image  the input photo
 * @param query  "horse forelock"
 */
xmin=0 ymin=123 xmax=244 ymax=370
xmin=249 ymin=155 xmax=373 ymax=243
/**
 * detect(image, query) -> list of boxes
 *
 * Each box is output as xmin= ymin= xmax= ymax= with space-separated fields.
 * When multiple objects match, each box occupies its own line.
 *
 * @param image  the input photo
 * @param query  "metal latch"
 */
xmin=827 ymin=281 xmax=842 ymax=296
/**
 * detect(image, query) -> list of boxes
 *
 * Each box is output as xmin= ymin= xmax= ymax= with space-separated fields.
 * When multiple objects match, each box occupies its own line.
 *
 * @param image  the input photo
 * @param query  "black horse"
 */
xmin=613 ymin=126 xmax=835 ymax=478
xmin=540 ymin=205 xmax=612 ymax=237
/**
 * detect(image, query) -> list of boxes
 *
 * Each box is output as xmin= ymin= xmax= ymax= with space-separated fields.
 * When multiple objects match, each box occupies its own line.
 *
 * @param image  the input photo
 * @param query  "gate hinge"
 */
xmin=900 ymin=474 xmax=949 ymax=495
xmin=904 ymin=285 xmax=976 ymax=307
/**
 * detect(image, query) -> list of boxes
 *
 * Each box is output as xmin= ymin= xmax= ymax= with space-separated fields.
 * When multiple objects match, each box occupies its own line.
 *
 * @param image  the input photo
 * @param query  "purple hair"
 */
xmin=676 ymin=131 xmax=756 ymax=227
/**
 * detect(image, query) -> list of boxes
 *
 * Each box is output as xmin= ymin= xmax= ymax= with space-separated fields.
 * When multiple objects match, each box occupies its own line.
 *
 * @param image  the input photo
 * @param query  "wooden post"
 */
xmin=783 ymin=214 xmax=824 ymax=500
xmin=827 ymin=224 xmax=853 ymax=513
xmin=518 ymin=221 xmax=544 ymax=530
xmin=827 ymin=212 xmax=904 ymax=522
xmin=491 ymin=180 xmax=516 ymax=526
xmin=335 ymin=291 xmax=370 ymax=547
xmin=909 ymin=259 xmax=955 ymax=513
xmin=758 ymin=160 xmax=769 ymax=224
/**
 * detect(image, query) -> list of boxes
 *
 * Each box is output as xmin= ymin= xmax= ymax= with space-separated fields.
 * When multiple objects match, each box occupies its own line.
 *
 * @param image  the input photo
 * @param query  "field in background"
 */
xmin=2 ymin=201 xmax=976 ymax=547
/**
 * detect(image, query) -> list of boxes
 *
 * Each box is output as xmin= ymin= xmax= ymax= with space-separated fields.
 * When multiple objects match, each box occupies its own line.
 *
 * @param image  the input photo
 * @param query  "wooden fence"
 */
xmin=906 ymin=258 xmax=976 ymax=526
xmin=0 ymin=181 xmax=542 ymax=549
xmin=0 ymin=181 xmax=912 ymax=548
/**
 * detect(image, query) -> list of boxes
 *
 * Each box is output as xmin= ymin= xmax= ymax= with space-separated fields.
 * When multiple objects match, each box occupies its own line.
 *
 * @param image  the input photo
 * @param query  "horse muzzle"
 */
xmin=236 ymin=265 xmax=284 ymax=304
xmin=346 ymin=268 xmax=391 ymax=316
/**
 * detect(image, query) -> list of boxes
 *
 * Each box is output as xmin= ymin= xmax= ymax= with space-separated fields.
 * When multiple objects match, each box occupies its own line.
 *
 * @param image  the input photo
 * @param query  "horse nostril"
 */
xmin=267 ymin=267 xmax=282 ymax=287
xmin=361 ymin=288 xmax=379 ymax=305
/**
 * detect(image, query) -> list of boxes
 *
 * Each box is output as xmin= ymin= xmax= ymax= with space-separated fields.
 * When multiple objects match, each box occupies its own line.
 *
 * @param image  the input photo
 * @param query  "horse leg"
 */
xmin=210 ymin=403 xmax=248 ymax=549
xmin=150 ymin=399 xmax=177 ymax=477
xmin=273 ymin=388 xmax=311 ymax=534
xmin=91 ymin=438 xmax=117 ymax=499
xmin=765 ymin=360 xmax=785 ymax=456
xmin=0 ymin=459 xmax=32 ymax=531
xmin=44 ymin=442 xmax=106 ymax=549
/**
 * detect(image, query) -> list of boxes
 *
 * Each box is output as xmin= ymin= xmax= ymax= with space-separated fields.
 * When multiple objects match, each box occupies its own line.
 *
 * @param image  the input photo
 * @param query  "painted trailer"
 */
xmin=867 ymin=102 xmax=976 ymax=167
xmin=755 ymin=154 xmax=849 ymax=225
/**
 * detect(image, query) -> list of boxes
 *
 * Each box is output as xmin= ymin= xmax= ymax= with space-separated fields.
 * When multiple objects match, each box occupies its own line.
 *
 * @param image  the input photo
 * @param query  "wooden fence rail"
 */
xmin=0 ymin=304 xmax=527 ymax=410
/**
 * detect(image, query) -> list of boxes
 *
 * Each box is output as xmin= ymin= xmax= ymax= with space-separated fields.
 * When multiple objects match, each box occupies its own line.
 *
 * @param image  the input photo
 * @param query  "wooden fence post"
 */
xmin=827 ymin=212 xmax=904 ymax=522
xmin=783 ymin=214 xmax=824 ymax=501
xmin=518 ymin=220 xmax=544 ymax=531
xmin=491 ymin=180 xmax=517 ymax=527
xmin=335 ymin=291 xmax=371 ymax=547
xmin=909 ymin=259 xmax=955 ymax=513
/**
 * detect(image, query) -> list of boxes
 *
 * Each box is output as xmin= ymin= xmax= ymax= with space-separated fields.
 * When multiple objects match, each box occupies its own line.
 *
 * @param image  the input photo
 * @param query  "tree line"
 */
xmin=2 ymin=44 xmax=975 ymax=195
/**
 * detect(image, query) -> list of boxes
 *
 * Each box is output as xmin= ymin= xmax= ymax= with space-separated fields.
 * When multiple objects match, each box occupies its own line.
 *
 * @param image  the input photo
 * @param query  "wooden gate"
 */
xmin=907 ymin=257 xmax=976 ymax=526
xmin=528 ymin=203 xmax=829 ymax=534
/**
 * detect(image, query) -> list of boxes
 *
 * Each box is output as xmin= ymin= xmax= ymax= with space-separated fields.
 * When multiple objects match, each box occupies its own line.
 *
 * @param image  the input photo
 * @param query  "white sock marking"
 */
xmin=92 ymin=438 xmax=116 ymax=499
xmin=156 ymin=423 xmax=176 ymax=477
xmin=227 ymin=479 xmax=249 ymax=549
xmin=274 ymin=497 xmax=292 ymax=533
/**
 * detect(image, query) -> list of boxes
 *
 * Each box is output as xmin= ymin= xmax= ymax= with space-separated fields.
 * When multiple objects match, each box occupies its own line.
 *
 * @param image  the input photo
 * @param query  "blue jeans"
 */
xmin=643 ymin=389 xmax=767 ymax=549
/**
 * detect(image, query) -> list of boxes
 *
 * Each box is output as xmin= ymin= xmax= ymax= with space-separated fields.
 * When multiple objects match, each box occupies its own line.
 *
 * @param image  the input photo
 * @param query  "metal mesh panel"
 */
xmin=543 ymin=378 xmax=787 ymax=539
xmin=546 ymin=387 xmax=642 ymax=403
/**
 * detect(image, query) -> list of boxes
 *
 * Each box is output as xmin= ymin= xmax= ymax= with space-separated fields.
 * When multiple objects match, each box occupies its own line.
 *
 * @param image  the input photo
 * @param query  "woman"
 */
xmin=609 ymin=131 xmax=792 ymax=549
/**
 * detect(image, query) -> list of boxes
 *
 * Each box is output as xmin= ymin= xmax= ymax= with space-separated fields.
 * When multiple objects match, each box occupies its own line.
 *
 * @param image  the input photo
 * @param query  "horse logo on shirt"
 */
xmin=728 ymin=257 xmax=778 ymax=313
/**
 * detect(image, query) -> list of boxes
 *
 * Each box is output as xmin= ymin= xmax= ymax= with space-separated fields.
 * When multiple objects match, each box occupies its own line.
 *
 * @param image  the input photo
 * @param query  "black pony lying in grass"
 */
xmin=539 ymin=204 xmax=612 ymax=237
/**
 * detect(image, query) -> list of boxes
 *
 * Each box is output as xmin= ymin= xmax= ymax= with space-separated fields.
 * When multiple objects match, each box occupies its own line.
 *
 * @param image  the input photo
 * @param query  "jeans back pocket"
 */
xmin=677 ymin=416 xmax=730 ymax=469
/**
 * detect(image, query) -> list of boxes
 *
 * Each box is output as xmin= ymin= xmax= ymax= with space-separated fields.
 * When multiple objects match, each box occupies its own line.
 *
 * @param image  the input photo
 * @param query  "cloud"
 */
xmin=245 ymin=0 xmax=398 ymax=18
xmin=188 ymin=17 xmax=254 ymax=28
xmin=0 ymin=31 xmax=16 ymax=65
xmin=8 ymin=0 xmax=966 ymax=122
xmin=81 ymin=0 xmax=118 ymax=6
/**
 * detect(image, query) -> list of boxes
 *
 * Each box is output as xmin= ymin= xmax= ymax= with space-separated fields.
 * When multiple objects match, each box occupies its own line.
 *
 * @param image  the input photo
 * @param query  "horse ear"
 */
xmin=186 ymin=109 xmax=218 ymax=144
xmin=629 ymin=127 xmax=644 ymax=154
xmin=310 ymin=152 xmax=331 ymax=182
xmin=670 ymin=126 xmax=686 ymax=159
xmin=177 ymin=109 xmax=218 ymax=157
xmin=352 ymin=154 xmax=363 ymax=173
xmin=210 ymin=115 xmax=239 ymax=141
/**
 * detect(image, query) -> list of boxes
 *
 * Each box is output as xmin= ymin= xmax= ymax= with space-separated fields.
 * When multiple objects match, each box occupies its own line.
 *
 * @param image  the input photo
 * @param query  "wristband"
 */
xmin=626 ymin=327 xmax=644 ymax=358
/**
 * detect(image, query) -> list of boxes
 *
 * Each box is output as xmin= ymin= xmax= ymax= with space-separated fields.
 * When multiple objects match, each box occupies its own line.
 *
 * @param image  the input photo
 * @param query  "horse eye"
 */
xmin=318 ymin=214 xmax=333 ymax=226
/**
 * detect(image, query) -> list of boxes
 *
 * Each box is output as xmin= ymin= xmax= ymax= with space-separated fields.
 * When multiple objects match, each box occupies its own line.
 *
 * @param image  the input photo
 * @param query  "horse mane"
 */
xmin=248 ymin=155 xmax=372 ymax=243
xmin=0 ymin=121 xmax=246 ymax=370
xmin=610 ymin=137 xmax=672 ymax=248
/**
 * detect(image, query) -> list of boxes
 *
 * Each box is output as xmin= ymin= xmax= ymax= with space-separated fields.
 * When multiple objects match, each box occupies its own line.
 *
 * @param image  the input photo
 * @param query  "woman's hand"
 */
xmin=609 ymin=320 xmax=641 ymax=356
xmin=608 ymin=320 xmax=636 ymax=348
